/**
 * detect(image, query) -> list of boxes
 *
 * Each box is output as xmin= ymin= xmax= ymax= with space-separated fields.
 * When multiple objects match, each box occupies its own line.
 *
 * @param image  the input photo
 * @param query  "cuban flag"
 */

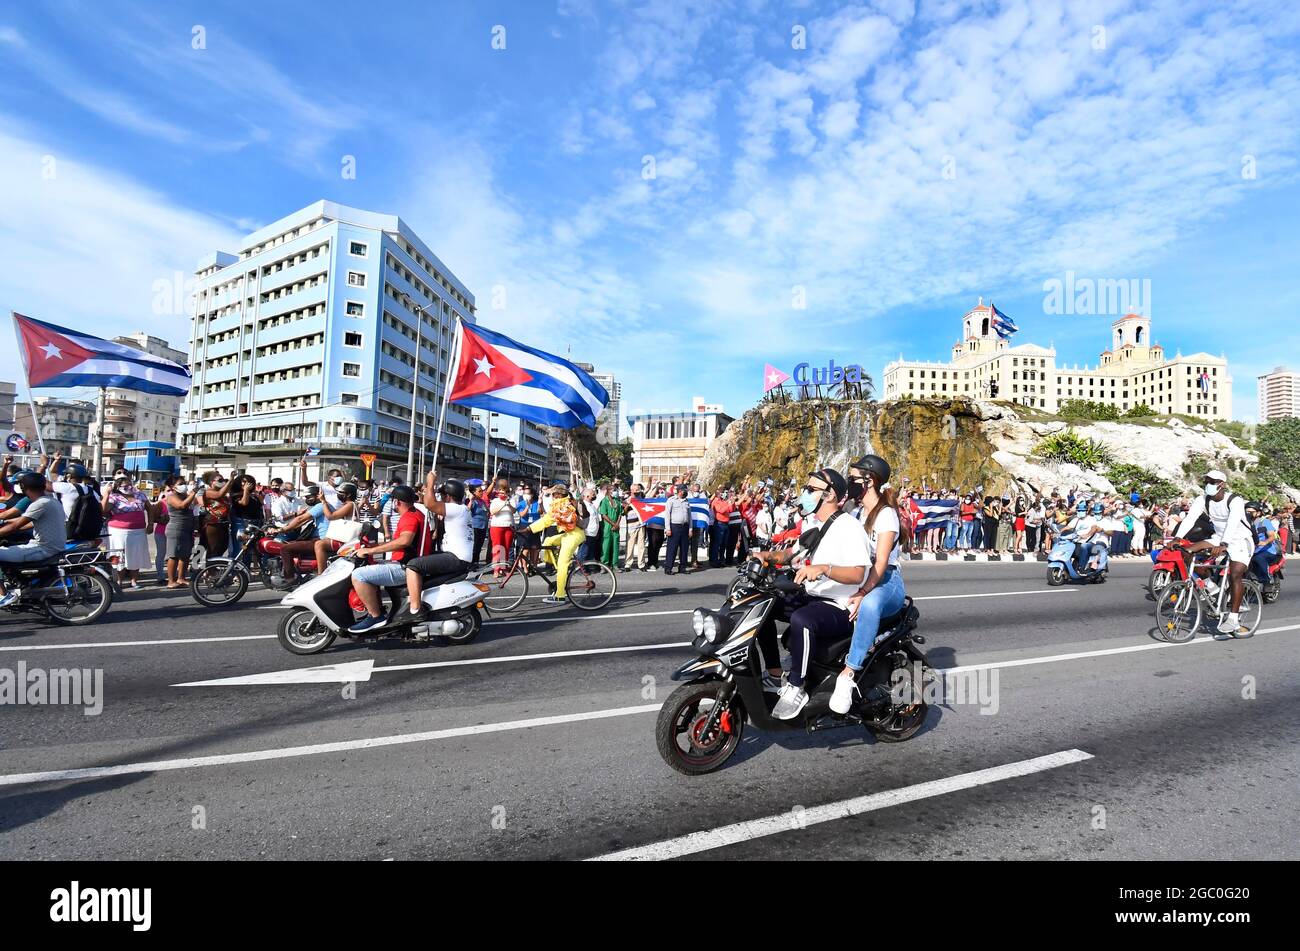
xmin=447 ymin=321 xmax=608 ymax=428
xmin=632 ymin=497 xmax=711 ymax=529
xmin=13 ymin=312 xmax=190 ymax=396
xmin=990 ymin=303 xmax=1019 ymax=340
xmin=1199 ymin=370 xmax=1211 ymax=394
xmin=912 ymin=497 xmax=959 ymax=532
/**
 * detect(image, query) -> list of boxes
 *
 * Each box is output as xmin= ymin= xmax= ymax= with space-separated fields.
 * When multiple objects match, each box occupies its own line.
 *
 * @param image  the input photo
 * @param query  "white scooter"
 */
xmin=275 ymin=548 xmax=489 ymax=655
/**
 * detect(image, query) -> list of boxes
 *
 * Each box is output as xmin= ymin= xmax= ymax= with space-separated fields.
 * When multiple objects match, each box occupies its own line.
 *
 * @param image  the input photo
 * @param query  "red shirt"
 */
xmin=393 ymin=510 xmax=431 ymax=562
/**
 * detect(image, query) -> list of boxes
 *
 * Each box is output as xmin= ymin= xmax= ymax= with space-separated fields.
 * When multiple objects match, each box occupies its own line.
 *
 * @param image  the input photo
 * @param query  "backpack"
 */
xmin=67 ymin=485 xmax=105 ymax=542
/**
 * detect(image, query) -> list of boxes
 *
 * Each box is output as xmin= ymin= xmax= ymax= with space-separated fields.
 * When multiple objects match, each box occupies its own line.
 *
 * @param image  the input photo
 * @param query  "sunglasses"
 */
xmin=802 ymin=483 xmax=827 ymax=494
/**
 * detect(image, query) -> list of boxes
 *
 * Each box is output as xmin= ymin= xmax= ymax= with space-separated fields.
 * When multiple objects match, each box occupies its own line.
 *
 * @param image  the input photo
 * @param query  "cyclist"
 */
xmin=1175 ymin=469 xmax=1253 ymax=637
xmin=1245 ymin=500 xmax=1281 ymax=586
xmin=526 ymin=483 xmax=585 ymax=605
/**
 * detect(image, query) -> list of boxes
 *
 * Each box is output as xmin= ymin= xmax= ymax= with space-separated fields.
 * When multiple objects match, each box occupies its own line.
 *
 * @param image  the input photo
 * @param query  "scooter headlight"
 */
xmin=692 ymin=608 xmax=706 ymax=637
xmin=702 ymin=614 xmax=720 ymax=643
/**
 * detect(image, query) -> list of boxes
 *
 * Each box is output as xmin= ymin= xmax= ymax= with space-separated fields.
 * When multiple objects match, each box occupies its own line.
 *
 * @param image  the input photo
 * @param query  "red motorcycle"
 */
xmin=256 ymin=528 xmax=322 ymax=590
xmin=1149 ymin=537 xmax=1285 ymax=604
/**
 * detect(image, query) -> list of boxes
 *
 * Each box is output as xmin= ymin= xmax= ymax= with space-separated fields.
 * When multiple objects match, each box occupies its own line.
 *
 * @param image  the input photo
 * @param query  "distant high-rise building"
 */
xmin=12 ymin=397 xmax=96 ymax=457
xmin=92 ymin=332 xmax=188 ymax=474
xmin=0 ymin=381 xmax=15 ymax=434
xmin=573 ymin=362 xmax=621 ymax=444
xmin=1257 ymin=367 xmax=1300 ymax=421
xmin=628 ymin=400 xmax=731 ymax=487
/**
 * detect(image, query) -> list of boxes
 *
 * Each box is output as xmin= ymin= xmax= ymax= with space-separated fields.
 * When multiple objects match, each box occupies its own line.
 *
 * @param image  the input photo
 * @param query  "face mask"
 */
xmin=846 ymin=478 xmax=866 ymax=502
xmin=1204 ymin=483 xmax=1219 ymax=497
xmin=797 ymin=489 xmax=821 ymax=515
xmin=331 ymin=476 xmax=342 ymax=486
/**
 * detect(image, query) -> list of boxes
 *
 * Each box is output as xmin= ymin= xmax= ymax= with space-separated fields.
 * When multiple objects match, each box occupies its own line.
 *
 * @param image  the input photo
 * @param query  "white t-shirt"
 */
xmin=862 ymin=506 xmax=901 ymax=568
xmin=489 ymin=496 xmax=515 ymax=527
xmin=270 ymin=493 xmax=302 ymax=522
xmin=798 ymin=513 xmax=870 ymax=610
xmin=51 ymin=480 xmax=86 ymax=518
xmin=441 ymin=501 xmax=474 ymax=563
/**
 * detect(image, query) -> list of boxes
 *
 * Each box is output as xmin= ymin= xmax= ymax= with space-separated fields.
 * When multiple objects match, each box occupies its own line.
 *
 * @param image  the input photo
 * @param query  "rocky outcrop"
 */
xmin=698 ymin=397 xmax=1267 ymax=497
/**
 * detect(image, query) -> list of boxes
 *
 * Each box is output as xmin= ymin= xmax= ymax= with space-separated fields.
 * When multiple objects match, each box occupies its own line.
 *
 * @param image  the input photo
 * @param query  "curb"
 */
xmin=903 ymin=552 xmax=1150 ymax=563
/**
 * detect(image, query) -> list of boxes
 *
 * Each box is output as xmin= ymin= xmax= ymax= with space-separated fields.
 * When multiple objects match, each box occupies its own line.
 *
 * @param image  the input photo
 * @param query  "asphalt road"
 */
xmin=1 ymin=558 xmax=1296 ymax=861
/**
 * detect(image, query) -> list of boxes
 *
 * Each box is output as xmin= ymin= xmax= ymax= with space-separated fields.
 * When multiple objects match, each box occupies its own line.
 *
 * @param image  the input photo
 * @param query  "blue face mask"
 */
xmin=797 ymin=489 xmax=821 ymax=515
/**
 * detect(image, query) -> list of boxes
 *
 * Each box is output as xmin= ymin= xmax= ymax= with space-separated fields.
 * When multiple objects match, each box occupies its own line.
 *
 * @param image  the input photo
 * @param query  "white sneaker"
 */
xmin=772 ymin=682 xmax=808 ymax=720
xmin=1216 ymin=614 xmax=1240 ymax=636
xmin=829 ymin=672 xmax=859 ymax=715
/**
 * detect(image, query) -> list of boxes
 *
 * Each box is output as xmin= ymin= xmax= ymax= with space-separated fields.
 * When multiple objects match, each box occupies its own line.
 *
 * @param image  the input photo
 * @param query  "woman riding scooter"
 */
xmin=831 ymin=454 xmax=907 ymax=716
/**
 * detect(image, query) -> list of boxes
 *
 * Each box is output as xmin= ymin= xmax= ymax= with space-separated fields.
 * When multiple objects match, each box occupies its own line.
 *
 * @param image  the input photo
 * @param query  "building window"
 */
xmin=344 ymin=331 xmax=363 ymax=348
xmin=349 ymin=241 xmax=368 ymax=258
xmin=342 ymin=362 xmax=362 ymax=378
xmin=346 ymin=301 xmax=365 ymax=317
xmin=347 ymin=271 xmax=367 ymax=288
xmin=341 ymin=393 xmax=359 ymax=406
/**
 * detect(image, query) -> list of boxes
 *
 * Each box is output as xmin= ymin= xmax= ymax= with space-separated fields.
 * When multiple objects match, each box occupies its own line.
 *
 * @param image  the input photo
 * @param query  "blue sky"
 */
xmin=3 ymin=0 xmax=1299 ymax=427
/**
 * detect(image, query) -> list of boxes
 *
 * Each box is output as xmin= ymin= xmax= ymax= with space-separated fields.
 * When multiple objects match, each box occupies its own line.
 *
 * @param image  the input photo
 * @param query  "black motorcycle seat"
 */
xmin=13 ymin=556 xmax=63 ymax=573
xmin=421 ymin=570 xmax=468 ymax=588
xmin=810 ymin=601 xmax=915 ymax=664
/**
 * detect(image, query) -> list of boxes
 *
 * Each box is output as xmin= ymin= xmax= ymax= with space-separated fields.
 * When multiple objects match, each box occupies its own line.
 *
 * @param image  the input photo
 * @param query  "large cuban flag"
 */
xmin=629 ymin=496 xmax=711 ymax=529
xmin=447 ymin=321 xmax=608 ymax=428
xmin=912 ymin=497 xmax=959 ymax=532
xmin=13 ymin=312 xmax=191 ymax=396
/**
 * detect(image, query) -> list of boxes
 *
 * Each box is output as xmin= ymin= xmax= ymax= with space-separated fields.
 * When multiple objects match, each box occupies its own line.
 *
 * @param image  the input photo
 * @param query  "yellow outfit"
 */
xmin=529 ymin=498 xmax=585 ymax=599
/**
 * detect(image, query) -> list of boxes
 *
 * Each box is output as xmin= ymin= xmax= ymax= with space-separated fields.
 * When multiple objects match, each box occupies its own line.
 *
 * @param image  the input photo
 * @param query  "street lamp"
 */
xmin=400 ymin=293 xmax=426 ymax=485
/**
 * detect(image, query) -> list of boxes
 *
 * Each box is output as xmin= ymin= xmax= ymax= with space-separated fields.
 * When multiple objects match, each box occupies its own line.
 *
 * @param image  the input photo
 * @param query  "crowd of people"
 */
xmin=2 ymin=448 xmax=1296 ymax=608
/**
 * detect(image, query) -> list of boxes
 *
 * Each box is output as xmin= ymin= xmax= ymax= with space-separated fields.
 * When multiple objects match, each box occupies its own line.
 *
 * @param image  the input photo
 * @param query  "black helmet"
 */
xmin=337 ymin=482 xmax=358 ymax=502
xmin=389 ymin=485 xmax=417 ymax=506
xmin=850 ymin=453 xmax=891 ymax=487
xmin=439 ymin=478 xmax=466 ymax=503
xmin=304 ymin=484 xmax=322 ymax=501
xmin=1244 ymin=499 xmax=1262 ymax=513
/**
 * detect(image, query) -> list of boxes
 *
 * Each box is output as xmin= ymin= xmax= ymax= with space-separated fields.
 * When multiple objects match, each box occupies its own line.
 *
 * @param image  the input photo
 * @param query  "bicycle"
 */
xmin=478 ymin=538 xmax=617 ymax=613
xmin=1154 ymin=548 xmax=1262 ymax=643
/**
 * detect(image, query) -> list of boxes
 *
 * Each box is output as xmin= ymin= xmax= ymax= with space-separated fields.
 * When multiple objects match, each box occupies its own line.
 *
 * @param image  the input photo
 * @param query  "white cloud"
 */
xmin=0 ymin=118 xmax=242 ymax=390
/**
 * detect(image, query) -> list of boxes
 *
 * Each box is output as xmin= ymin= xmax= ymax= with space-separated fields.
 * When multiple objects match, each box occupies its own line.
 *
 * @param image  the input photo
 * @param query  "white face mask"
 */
xmin=1204 ymin=482 xmax=1220 ymax=497
xmin=331 ymin=476 xmax=342 ymax=486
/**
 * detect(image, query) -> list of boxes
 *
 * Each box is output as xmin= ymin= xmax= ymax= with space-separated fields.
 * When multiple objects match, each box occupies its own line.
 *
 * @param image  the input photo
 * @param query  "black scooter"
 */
xmin=656 ymin=559 xmax=933 ymax=775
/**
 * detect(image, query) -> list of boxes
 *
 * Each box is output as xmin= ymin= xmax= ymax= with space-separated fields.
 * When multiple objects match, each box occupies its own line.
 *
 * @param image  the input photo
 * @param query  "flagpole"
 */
xmin=11 ymin=312 xmax=47 ymax=458
xmin=429 ymin=316 xmax=463 ymax=479
xmin=92 ymin=387 xmax=106 ymax=477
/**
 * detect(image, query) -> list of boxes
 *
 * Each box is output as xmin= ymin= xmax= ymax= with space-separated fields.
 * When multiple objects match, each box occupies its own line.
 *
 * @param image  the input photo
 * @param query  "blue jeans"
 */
xmin=1250 ymin=549 xmax=1280 ymax=584
xmin=229 ymin=517 xmax=261 ymax=563
xmin=944 ymin=520 xmax=959 ymax=549
xmin=845 ymin=568 xmax=906 ymax=671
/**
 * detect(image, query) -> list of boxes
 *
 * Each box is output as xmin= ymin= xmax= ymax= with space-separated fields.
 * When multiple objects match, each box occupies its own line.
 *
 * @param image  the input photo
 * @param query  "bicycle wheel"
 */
xmin=478 ymin=561 xmax=528 ymax=613
xmin=1155 ymin=580 xmax=1201 ymax=643
xmin=567 ymin=560 xmax=617 ymax=611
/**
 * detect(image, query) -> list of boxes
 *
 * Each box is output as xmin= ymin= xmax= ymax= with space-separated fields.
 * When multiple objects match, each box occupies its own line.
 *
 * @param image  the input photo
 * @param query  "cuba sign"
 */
xmin=763 ymin=360 xmax=866 ymax=393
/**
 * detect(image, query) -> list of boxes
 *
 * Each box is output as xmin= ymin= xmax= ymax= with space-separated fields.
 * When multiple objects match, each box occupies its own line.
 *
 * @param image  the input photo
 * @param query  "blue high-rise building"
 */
xmin=178 ymin=200 xmax=546 ymax=484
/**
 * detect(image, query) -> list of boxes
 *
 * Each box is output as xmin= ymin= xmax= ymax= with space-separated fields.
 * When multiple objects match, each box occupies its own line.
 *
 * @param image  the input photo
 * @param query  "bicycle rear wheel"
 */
xmin=568 ymin=560 xmax=617 ymax=611
xmin=478 ymin=561 xmax=528 ymax=613
xmin=1235 ymin=580 xmax=1263 ymax=637
xmin=1155 ymin=580 xmax=1201 ymax=643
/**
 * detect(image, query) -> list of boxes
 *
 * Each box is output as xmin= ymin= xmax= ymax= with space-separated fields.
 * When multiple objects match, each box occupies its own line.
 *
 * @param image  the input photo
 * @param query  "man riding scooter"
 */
xmin=396 ymin=470 xmax=475 ymax=624
xmin=1245 ymin=500 xmax=1281 ymax=587
xmin=1074 ymin=502 xmax=1115 ymax=574
xmin=748 ymin=467 xmax=870 ymax=720
xmin=346 ymin=485 xmax=431 ymax=634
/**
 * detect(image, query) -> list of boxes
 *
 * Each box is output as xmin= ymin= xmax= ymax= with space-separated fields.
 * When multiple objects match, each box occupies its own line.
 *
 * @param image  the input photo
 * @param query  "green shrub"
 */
xmin=1122 ymin=403 xmax=1157 ymax=418
xmin=1059 ymin=399 xmax=1120 ymax=421
xmin=1105 ymin=463 xmax=1179 ymax=502
xmin=1034 ymin=429 xmax=1114 ymax=469
xmin=1256 ymin=417 xmax=1300 ymax=487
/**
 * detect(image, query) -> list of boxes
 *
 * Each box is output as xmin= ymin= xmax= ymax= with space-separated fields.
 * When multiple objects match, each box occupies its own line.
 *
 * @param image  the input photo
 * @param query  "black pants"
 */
xmin=1026 ymin=525 xmax=1039 ymax=551
xmin=645 ymin=527 xmax=664 ymax=567
xmin=688 ymin=526 xmax=702 ymax=565
xmin=405 ymin=552 xmax=470 ymax=586
xmin=664 ymin=524 xmax=691 ymax=573
xmin=471 ymin=528 xmax=487 ymax=564
xmin=756 ymin=595 xmax=852 ymax=688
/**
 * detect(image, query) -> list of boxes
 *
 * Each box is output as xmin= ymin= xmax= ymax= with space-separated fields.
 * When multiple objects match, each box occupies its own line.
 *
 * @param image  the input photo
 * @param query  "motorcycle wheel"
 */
xmin=726 ymin=575 xmax=746 ymax=600
xmin=1148 ymin=567 xmax=1173 ymax=599
xmin=867 ymin=660 xmax=929 ymax=742
xmin=277 ymin=608 xmax=336 ymax=655
xmin=1263 ymin=580 xmax=1280 ymax=604
xmin=43 ymin=571 xmax=113 ymax=626
xmin=190 ymin=563 xmax=249 ymax=607
xmin=1046 ymin=565 xmax=1067 ymax=586
xmin=656 ymin=682 xmax=745 ymax=775
xmin=434 ymin=607 xmax=482 ymax=645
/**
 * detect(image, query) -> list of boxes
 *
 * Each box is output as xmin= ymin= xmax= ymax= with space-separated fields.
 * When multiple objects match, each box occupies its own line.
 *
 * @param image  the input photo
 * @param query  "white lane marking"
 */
xmin=0 ymin=703 xmax=664 ymax=788
xmin=0 ymin=634 xmax=276 ymax=652
xmin=174 ymin=643 xmax=690 ymax=687
xmin=942 ymin=622 xmax=1300 ymax=675
xmin=174 ymin=659 xmax=375 ymax=687
xmin=485 ymin=609 xmax=691 ymax=626
xmin=589 ymin=749 xmax=1094 ymax=861
xmin=913 ymin=589 xmax=1075 ymax=602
